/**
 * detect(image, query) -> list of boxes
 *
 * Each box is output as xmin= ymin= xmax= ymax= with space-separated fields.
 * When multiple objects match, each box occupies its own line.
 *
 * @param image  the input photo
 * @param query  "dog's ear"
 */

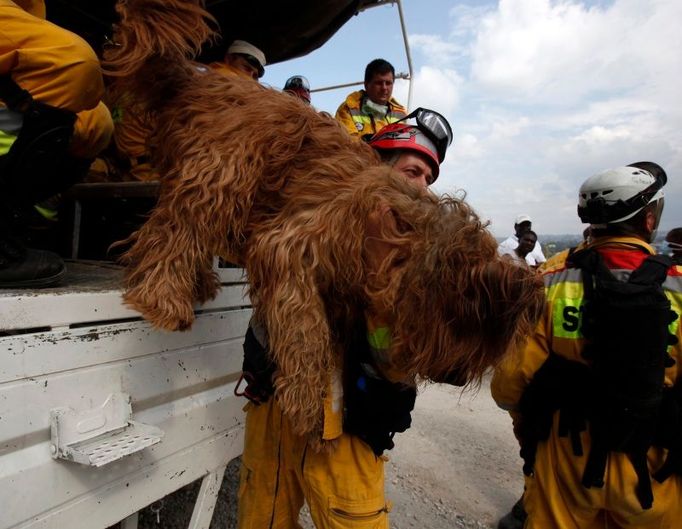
xmin=378 ymin=193 xmax=546 ymax=387
xmin=392 ymin=253 xmax=545 ymax=386
xmin=364 ymin=204 xmax=403 ymax=275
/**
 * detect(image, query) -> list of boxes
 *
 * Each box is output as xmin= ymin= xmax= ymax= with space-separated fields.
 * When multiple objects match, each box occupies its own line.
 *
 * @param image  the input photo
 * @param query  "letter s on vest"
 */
xmin=563 ymin=305 xmax=580 ymax=332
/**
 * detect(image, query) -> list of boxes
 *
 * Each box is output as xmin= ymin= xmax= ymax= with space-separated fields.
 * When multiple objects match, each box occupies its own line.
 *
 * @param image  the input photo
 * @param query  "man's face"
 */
xmin=365 ymin=72 xmax=394 ymax=105
xmin=517 ymin=233 xmax=537 ymax=256
xmin=515 ymin=221 xmax=532 ymax=237
xmin=226 ymin=54 xmax=260 ymax=80
xmin=393 ymin=151 xmax=434 ymax=189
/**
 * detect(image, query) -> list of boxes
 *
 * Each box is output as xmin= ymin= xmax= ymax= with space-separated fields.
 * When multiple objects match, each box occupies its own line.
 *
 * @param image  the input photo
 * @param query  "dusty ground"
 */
xmin=379 ymin=379 xmax=523 ymax=528
xmin=134 ymin=377 xmax=523 ymax=528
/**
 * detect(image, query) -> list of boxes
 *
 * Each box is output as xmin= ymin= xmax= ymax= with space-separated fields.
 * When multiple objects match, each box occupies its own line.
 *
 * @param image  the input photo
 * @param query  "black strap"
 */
xmin=629 ymin=254 xmax=673 ymax=285
xmin=653 ymin=384 xmax=682 ymax=482
xmin=581 ymin=435 xmax=607 ymax=488
xmin=631 ymin=451 xmax=654 ymax=509
xmin=0 ymin=75 xmax=33 ymax=113
xmin=343 ymin=319 xmax=416 ymax=455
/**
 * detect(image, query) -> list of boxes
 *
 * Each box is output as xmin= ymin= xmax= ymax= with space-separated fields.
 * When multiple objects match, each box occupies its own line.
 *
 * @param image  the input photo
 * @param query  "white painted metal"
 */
xmin=0 ymin=262 xmax=250 ymax=529
xmin=188 ymin=465 xmax=227 ymax=529
xmin=50 ymin=391 xmax=164 ymax=466
xmin=0 ymin=261 xmax=249 ymax=331
xmin=120 ymin=512 xmax=139 ymax=529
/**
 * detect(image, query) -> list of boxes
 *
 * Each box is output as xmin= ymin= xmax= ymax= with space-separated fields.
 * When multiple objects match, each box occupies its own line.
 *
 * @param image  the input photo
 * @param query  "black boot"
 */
xmin=497 ymin=498 xmax=527 ymax=529
xmin=0 ymin=222 xmax=65 ymax=288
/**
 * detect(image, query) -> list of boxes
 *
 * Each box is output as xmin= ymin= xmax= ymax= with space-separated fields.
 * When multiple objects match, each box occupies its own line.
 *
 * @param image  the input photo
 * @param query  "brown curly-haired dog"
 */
xmin=106 ymin=0 xmax=545 ymax=438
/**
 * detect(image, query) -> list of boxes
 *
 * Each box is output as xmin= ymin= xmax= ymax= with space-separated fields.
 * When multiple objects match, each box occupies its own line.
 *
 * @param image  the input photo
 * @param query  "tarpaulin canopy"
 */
xmin=46 ymin=0 xmax=388 ymax=64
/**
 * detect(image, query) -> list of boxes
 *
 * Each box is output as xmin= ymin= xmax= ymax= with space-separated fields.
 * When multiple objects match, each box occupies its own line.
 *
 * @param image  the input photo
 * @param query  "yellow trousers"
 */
xmin=238 ymin=399 xmax=390 ymax=529
xmin=0 ymin=0 xmax=113 ymax=158
xmin=524 ymin=414 xmax=682 ymax=529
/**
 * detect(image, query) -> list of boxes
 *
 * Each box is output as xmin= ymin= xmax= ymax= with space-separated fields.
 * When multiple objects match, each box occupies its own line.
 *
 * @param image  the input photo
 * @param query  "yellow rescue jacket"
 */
xmin=492 ymin=236 xmax=682 ymax=415
xmin=334 ymin=90 xmax=407 ymax=139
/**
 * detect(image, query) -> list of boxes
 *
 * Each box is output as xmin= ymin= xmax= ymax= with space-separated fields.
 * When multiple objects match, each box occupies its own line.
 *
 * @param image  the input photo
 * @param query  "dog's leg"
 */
xmin=247 ymin=233 xmax=336 ymax=437
xmin=122 ymin=202 xmax=207 ymax=330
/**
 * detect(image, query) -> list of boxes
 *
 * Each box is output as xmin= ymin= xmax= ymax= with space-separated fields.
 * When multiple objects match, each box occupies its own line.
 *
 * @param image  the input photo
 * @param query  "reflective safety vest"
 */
xmin=546 ymin=250 xmax=681 ymax=342
xmin=335 ymin=90 xmax=407 ymax=139
xmin=520 ymin=245 xmax=680 ymax=509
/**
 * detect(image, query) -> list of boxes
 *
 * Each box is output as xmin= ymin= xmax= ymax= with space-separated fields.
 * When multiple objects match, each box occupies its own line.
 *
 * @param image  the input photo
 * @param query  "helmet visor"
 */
xmin=398 ymin=108 xmax=453 ymax=162
xmin=284 ymin=76 xmax=310 ymax=91
xmin=652 ymin=197 xmax=664 ymax=232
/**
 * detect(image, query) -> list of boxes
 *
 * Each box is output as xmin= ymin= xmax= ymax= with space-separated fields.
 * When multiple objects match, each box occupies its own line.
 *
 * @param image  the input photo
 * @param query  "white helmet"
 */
xmin=577 ymin=162 xmax=666 ymax=226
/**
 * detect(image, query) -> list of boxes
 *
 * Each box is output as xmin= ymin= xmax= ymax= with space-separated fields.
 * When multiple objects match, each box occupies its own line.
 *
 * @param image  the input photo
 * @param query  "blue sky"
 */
xmin=262 ymin=0 xmax=682 ymax=237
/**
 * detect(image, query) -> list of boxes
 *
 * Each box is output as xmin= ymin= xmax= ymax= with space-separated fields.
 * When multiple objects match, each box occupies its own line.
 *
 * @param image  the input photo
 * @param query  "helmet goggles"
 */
xmin=395 ymin=107 xmax=453 ymax=163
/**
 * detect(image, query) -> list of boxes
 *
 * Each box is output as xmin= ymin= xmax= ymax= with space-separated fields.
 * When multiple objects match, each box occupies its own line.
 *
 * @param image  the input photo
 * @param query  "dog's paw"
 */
xmin=123 ymin=290 xmax=196 ymax=331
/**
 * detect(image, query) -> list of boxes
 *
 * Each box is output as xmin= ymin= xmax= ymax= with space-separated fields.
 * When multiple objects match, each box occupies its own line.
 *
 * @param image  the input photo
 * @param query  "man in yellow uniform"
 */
xmin=237 ymin=111 xmax=453 ymax=529
xmin=335 ymin=59 xmax=407 ymax=141
xmin=210 ymin=39 xmax=266 ymax=81
xmin=0 ymin=0 xmax=113 ymax=287
xmin=492 ymin=162 xmax=682 ymax=529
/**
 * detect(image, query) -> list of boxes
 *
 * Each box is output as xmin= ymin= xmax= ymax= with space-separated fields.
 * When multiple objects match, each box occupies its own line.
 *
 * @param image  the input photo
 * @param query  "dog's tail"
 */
xmin=105 ymin=0 xmax=217 ymax=112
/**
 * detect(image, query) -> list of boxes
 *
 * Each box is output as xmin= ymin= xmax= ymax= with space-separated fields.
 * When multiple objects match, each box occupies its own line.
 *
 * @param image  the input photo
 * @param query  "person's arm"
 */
xmin=531 ymin=240 xmax=546 ymax=263
xmin=334 ymin=101 xmax=360 ymax=138
xmin=491 ymin=303 xmax=551 ymax=415
xmin=11 ymin=0 xmax=46 ymax=18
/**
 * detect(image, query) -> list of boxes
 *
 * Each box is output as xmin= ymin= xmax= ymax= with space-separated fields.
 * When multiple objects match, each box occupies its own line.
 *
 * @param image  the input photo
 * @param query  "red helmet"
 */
xmin=369 ymin=123 xmax=440 ymax=179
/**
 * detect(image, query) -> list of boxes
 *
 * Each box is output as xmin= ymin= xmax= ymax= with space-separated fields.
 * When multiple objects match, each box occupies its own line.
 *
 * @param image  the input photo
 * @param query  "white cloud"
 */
xmin=409 ymin=34 xmax=461 ymax=67
xmin=428 ymin=0 xmax=682 ymax=236
xmin=451 ymin=133 xmax=484 ymax=160
xmin=469 ymin=0 xmax=682 ymax=104
xmin=570 ymin=125 xmax=633 ymax=144
xmin=393 ymin=66 xmax=464 ymax=116
xmin=489 ymin=116 xmax=531 ymax=141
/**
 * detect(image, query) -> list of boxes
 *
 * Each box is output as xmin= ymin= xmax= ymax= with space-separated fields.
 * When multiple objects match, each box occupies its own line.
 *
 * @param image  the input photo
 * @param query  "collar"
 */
xmin=586 ymin=235 xmax=656 ymax=255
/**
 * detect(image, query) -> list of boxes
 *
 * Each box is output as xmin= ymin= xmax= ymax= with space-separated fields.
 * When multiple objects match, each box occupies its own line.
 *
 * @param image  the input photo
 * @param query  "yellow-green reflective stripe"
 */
xmin=553 ymin=297 xmax=584 ymax=339
xmin=545 ymin=277 xmax=583 ymax=299
xmin=33 ymin=204 xmax=59 ymax=222
xmin=368 ymin=326 xmax=391 ymax=350
xmin=0 ymin=130 xmax=17 ymax=156
xmin=667 ymin=292 xmax=681 ymax=341
xmin=351 ymin=115 xmax=373 ymax=124
xmin=550 ymin=281 xmax=681 ymax=346
xmin=547 ymin=279 xmax=585 ymax=339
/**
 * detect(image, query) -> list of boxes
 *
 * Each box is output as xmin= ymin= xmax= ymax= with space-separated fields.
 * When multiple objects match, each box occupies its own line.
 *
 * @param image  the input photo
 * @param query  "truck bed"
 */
xmin=0 ymin=261 xmax=250 ymax=529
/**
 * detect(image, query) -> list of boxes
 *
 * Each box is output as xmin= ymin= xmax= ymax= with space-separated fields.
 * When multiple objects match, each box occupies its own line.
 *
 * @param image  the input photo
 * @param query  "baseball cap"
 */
xmin=515 ymin=214 xmax=532 ymax=225
xmin=227 ymin=40 xmax=266 ymax=78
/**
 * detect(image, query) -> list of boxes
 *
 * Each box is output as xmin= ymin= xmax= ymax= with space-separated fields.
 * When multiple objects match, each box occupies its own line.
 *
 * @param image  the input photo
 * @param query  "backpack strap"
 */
xmin=629 ymin=254 xmax=673 ymax=286
xmin=0 ymin=75 xmax=33 ymax=113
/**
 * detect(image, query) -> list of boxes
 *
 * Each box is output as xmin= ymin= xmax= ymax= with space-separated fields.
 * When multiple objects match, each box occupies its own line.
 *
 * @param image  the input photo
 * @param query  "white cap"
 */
xmin=515 ymin=214 xmax=532 ymax=225
xmin=227 ymin=40 xmax=266 ymax=76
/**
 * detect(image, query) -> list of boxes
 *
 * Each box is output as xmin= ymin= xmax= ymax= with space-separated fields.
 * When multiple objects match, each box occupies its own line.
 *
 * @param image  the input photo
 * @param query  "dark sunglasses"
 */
xmin=396 ymin=107 xmax=453 ymax=162
xmin=238 ymin=54 xmax=264 ymax=77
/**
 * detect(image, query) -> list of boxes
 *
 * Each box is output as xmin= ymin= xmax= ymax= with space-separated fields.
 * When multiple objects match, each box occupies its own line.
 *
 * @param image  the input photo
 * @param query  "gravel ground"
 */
xmin=124 ymin=377 xmax=521 ymax=528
